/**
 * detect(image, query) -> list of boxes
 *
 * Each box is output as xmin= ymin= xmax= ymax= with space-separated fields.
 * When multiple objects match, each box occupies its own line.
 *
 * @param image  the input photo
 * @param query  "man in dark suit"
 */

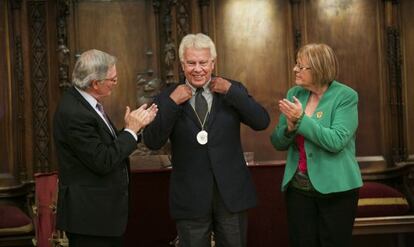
xmin=143 ymin=33 xmax=270 ymax=247
xmin=53 ymin=49 xmax=157 ymax=247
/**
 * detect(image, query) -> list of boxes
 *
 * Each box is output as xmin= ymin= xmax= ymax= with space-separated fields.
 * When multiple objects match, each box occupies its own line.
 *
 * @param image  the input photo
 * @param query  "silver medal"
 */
xmin=196 ymin=130 xmax=208 ymax=145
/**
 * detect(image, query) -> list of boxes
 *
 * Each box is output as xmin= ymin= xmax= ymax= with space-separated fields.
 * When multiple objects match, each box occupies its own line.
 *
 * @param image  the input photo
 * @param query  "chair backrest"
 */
xmin=33 ymin=172 xmax=68 ymax=247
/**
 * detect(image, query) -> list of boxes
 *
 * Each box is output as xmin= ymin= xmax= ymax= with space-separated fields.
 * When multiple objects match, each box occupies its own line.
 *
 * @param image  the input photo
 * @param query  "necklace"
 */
xmin=192 ymin=104 xmax=210 ymax=145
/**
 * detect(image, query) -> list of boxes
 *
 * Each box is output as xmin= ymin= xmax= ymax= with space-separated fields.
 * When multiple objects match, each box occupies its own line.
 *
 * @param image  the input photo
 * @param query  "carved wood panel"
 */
xmin=401 ymin=0 xmax=414 ymax=160
xmin=70 ymin=0 xmax=159 ymax=129
xmin=57 ymin=0 xmax=71 ymax=90
xmin=301 ymin=0 xmax=386 ymax=160
xmin=11 ymin=0 xmax=27 ymax=180
xmin=213 ymin=0 xmax=292 ymax=161
xmin=28 ymin=0 xmax=51 ymax=173
xmin=0 ymin=0 xmax=14 ymax=176
xmin=1 ymin=0 xmax=413 ymax=183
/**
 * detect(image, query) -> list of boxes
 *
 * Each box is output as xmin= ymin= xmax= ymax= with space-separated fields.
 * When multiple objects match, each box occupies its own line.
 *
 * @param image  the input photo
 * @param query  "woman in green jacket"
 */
xmin=270 ymin=43 xmax=362 ymax=247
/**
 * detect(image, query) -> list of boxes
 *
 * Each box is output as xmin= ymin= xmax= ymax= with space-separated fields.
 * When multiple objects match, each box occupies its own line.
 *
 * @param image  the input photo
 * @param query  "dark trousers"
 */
xmin=66 ymin=232 xmax=123 ymax=247
xmin=285 ymin=187 xmax=359 ymax=247
xmin=176 ymin=183 xmax=247 ymax=247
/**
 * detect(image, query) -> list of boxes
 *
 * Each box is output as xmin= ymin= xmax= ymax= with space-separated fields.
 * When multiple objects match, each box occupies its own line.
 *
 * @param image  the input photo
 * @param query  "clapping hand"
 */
xmin=124 ymin=103 xmax=158 ymax=133
xmin=278 ymin=96 xmax=303 ymax=132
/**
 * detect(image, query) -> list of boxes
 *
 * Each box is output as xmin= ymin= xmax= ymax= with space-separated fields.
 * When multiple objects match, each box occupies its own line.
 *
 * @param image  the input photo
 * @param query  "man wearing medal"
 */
xmin=143 ymin=33 xmax=270 ymax=247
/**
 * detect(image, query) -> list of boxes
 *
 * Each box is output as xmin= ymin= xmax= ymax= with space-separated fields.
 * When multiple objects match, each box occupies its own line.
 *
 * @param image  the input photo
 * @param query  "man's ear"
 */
xmin=91 ymin=80 xmax=99 ymax=89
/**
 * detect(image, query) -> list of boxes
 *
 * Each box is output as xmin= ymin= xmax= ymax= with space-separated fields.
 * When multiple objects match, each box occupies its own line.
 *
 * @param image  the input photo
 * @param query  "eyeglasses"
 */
xmin=102 ymin=76 xmax=118 ymax=83
xmin=294 ymin=63 xmax=311 ymax=71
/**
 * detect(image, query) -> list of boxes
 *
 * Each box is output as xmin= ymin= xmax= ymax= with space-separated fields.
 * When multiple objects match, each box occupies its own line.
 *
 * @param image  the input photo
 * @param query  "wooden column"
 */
xmin=56 ymin=0 xmax=70 ymax=90
xmin=198 ymin=0 xmax=209 ymax=35
xmin=10 ymin=0 xmax=27 ymax=182
xmin=290 ymin=0 xmax=301 ymax=51
xmin=27 ymin=0 xmax=51 ymax=173
xmin=385 ymin=0 xmax=406 ymax=163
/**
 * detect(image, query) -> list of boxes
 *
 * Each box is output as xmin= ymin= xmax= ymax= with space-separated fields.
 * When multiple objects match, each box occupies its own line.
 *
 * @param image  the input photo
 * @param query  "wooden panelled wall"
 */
xmin=1 ymin=0 xmax=414 ymax=185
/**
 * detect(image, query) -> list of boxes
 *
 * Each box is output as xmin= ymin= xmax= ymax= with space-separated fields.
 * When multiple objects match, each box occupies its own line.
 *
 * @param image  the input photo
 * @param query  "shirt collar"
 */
xmin=75 ymin=86 xmax=98 ymax=109
xmin=185 ymin=78 xmax=211 ymax=94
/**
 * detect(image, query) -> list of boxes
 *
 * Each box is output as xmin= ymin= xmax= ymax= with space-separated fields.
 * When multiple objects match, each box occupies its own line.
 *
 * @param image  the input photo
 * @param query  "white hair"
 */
xmin=72 ymin=49 xmax=117 ymax=89
xmin=178 ymin=33 xmax=217 ymax=62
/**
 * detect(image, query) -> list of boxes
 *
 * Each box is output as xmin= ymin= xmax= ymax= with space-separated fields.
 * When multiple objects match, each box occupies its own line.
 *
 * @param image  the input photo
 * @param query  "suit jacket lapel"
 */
xmin=182 ymin=91 xmax=219 ymax=131
xmin=183 ymin=101 xmax=201 ymax=128
xmin=205 ymin=93 xmax=218 ymax=131
xmin=178 ymin=82 xmax=219 ymax=130
xmin=68 ymin=87 xmax=115 ymax=137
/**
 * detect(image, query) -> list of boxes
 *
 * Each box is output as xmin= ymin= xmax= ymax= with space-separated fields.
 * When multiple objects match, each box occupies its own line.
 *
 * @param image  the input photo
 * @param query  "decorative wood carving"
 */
xmin=290 ymin=0 xmax=301 ymax=51
xmin=11 ymin=0 xmax=27 ymax=181
xmin=385 ymin=0 xmax=405 ymax=162
xmin=14 ymin=37 xmax=26 ymax=181
xmin=28 ymin=1 xmax=50 ymax=173
xmin=136 ymin=48 xmax=157 ymax=107
xmin=198 ymin=0 xmax=209 ymax=35
xmin=176 ymin=0 xmax=190 ymax=42
xmin=175 ymin=0 xmax=190 ymax=81
xmin=152 ymin=0 xmax=160 ymax=14
xmin=152 ymin=0 xmax=161 ymax=79
xmin=163 ymin=0 xmax=178 ymax=84
xmin=57 ymin=0 xmax=71 ymax=89
xmin=387 ymin=26 xmax=405 ymax=162
xmin=135 ymin=71 xmax=169 ymax=156
xmin=133 ymin=1 xmax=170 ymax=156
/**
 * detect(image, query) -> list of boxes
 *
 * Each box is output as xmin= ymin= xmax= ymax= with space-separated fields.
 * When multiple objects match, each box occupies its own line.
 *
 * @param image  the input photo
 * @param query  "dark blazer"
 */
xmin=143 ymin=80 xmax=270 ymax=219
xmin=53 ymin=86 xmax=137 ymax=236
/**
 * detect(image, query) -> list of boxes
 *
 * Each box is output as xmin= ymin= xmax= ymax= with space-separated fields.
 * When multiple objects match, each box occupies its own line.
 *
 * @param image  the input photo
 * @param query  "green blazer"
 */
xmin=270 ymin=80 xmax=362 ymax=193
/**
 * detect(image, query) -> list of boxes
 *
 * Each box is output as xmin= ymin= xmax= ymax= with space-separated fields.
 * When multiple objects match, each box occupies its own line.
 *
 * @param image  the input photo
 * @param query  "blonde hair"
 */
xmin=178 ymin=33 xmax=217 ymax=62
xmin=297 ymin=43 xmax=338 ymax=86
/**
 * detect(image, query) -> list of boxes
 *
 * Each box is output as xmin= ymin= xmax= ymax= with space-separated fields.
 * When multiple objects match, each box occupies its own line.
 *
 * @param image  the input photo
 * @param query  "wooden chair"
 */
xmin=0 ymin=178 xmax=34 ymax=247
xmin=353 ymin=161 xmax=414 ymax=247
xmin=31 ymin=172 xmax=67 ymax=247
